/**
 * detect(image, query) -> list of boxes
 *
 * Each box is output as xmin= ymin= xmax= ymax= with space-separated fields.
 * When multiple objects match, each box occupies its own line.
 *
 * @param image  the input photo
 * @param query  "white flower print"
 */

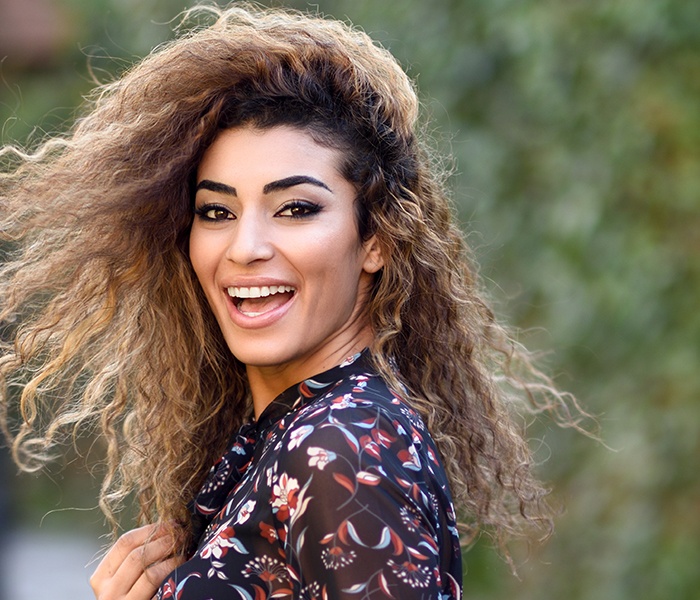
xmin=321 ymin=546 xmax=357 ymax=569
xmin=330 ymin=393 xmax=356 ymax=410
xmin=199 ymin=523 xmax=247 ymax=560
xmin=265 ymin=463 xmax=278 ymax=488
xmin=201 ymin=457 xmax=231 ymax=494
xmin=271 ymin=473 xmax=300 ymax=520
xmin=388 ymin=559 xmax=432 ymax=588
xmin=236 ymin=500 xmax=256 ymax=524
xmin=307 ymin=446 xmax=337 ymax=470
xmin=299 ymin=581 xmax=322 ymax=600
xmin=231 ymin=442 xmax=247 ymax=455
xmin=287 ymin=424 xmax=314 ymax=450
xmin=243 ymin=555 xmax=288 ymax=581
xmin=399 ymin=505 xmax=422 ymax=532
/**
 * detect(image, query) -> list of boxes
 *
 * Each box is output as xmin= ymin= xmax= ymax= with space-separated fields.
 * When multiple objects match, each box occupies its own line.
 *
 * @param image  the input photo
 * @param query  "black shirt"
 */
xmin=157 ymin=350 xmax=462 ymax=599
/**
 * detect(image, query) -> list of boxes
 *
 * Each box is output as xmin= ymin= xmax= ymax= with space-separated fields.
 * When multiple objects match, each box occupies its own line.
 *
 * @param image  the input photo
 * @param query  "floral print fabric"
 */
xmin=157 ymin=350 xmax=462 ymax=599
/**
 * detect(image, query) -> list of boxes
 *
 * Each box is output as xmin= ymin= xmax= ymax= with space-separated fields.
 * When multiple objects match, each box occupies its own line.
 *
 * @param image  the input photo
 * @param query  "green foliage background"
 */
xmin=2 ymin=1 xmax=698 ymax=598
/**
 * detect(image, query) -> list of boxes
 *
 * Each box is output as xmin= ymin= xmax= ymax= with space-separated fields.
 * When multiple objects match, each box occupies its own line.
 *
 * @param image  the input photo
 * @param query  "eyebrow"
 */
xmin=196 ymin=180 xmax=237 ymax=195
xmin=263 ymin=175 xmax=332 ymax=194
xmin=195 ymin=175 xmax=332 ymax=197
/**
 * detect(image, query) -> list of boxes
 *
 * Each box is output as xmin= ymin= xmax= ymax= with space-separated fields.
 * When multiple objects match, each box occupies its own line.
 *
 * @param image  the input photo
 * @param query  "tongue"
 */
xmin=238 ymin=291 xmax=293 ymax=316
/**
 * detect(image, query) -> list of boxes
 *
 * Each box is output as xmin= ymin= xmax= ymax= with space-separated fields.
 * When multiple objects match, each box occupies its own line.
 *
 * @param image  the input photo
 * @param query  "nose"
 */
xmin=224 ymin=212 xmax=274 ymax=265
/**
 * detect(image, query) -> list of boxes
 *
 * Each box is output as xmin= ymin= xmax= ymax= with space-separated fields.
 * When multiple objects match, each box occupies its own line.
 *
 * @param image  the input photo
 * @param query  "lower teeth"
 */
xmin=236 ymin=300 xmax=266 ymax=317
xmin=235 ymin=291 xmax=294 ymax=317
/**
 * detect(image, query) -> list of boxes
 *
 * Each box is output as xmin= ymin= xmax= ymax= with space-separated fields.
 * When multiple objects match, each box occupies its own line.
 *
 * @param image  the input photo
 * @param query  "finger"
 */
xmin=122 ymin=533 xmax=178 ymax=574
xmin=127 ymin=555 xmax=185 ymax=600
xmin=95 ymin=524 xmax=169 ymax=579
xmin=91 ymin=524 xmax=172 ymax=596
xmin=145 ymin=555 xmax=185 ymax=588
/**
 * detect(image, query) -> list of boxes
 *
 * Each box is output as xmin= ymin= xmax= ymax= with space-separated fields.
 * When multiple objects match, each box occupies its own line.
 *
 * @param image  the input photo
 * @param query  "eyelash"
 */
xmin=193 ymin=201 xmax=322 ymax=222
xmin=194 ymin=204 xmax=233 ymax=222
xmin=277 ymin=200 xmax=322 ymax=219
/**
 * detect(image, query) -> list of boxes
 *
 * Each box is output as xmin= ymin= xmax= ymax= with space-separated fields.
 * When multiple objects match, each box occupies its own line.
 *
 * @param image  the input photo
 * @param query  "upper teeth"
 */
xmin=227 ymin=285 xmax=295 ymax=299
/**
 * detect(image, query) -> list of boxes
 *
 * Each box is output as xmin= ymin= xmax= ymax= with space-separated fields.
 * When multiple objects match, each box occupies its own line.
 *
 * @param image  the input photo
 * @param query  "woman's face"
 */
xmin=189 ymin=125 xmax=382 ymax=387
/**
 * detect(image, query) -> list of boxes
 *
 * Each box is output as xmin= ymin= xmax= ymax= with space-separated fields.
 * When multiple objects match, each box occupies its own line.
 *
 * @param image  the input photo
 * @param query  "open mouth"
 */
xmin=227 ymin=285 xmax=296 ymax=317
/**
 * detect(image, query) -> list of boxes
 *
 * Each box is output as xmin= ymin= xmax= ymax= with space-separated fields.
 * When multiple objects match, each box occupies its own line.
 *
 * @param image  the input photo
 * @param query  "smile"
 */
xmin=227 ymin=285 xmax=296 ymax=318
xmin=227 ymin=285 xmax=295 ymax=299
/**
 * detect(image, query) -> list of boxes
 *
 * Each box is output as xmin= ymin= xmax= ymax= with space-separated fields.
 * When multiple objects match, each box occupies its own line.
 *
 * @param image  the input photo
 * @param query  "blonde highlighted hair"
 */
xmin=0 ymin=4 xmax=585 ymax=553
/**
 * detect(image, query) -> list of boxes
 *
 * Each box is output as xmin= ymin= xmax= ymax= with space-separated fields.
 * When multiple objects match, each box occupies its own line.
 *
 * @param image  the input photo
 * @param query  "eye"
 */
xmin=194 ymin=204 xmax=234 ymax=221
xmin=276 ymin=200 xmax=322 ymax=219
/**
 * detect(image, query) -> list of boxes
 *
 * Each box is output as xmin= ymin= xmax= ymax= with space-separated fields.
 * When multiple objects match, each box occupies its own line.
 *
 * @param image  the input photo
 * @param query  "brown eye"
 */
xmin=195 ymin=205 xmax=234 ymax=221
xmin=207 ymin=208 xmax=229 ymax=220
xmin=276 ymin=201 xmax=322 ymax=219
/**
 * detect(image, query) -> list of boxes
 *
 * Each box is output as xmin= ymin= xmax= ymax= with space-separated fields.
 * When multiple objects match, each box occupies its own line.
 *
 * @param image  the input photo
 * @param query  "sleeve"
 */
xmin=271 ymin=401 xmax=447 ymax=599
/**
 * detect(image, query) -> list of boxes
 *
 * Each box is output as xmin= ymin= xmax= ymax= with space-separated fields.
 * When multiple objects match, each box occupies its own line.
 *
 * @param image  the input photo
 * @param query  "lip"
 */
xmin=222 ymin=278 xmax=297 ymax=330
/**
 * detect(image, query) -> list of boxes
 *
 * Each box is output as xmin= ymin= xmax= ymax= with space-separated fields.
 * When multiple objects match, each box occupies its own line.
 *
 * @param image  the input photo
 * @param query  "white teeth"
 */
xmin=227 ymin=285 xmax=295 ymax=299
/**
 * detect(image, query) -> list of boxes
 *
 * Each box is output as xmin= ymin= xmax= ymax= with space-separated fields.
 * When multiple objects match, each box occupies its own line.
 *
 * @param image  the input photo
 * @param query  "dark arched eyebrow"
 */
xmin=262 ymin=175 xmax=332 ymax=194
xmin=195 ymin=175 xmax=332 ymax=197
xmin=196 ymin=180 xmax=236 ymax=196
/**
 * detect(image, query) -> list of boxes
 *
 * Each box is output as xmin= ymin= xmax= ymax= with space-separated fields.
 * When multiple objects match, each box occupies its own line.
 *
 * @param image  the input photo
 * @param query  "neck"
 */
xmin=247 ymin=330 xmax=373 ymax=420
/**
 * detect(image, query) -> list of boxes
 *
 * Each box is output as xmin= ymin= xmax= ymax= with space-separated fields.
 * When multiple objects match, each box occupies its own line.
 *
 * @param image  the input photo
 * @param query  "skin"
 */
xmin=91 ymin=125 xmax=383 ymax=598
xmin=189 ymin=125 xmax=383 ymax=417
xmin=90 ymin=524 xmax=182 ymax=599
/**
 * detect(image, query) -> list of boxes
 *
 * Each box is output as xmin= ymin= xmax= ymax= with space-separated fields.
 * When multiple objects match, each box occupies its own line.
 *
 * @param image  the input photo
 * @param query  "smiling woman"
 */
xmin=0 ymin=4 xmax=582 ymax=599
xmin=190 ymin=126 xmax=382 ymax=409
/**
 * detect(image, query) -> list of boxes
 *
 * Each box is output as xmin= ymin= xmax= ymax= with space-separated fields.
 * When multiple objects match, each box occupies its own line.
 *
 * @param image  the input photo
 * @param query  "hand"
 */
xmin=90 ymin=523 xmax=184 ymax=600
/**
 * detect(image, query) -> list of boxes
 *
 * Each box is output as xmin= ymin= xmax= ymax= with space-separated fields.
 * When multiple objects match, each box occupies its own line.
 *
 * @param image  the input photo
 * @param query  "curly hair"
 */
xmin=0 ymin=4 xmax=585 ymax=555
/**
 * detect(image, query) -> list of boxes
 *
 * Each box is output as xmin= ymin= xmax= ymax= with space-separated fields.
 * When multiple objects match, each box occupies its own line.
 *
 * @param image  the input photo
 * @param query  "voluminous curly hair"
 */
xmin=0 ymin=4 xmax=584 ymax=554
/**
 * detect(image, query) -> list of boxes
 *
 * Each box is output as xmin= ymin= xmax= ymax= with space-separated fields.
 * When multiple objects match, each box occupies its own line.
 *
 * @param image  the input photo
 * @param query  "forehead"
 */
xmin=197 ymin=125 xmax=345 ymax=182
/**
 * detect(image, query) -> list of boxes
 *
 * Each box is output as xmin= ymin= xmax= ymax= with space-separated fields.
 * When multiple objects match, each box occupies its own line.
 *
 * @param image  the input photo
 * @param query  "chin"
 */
xmin=226 ymin=341 xmax=297 ymax=370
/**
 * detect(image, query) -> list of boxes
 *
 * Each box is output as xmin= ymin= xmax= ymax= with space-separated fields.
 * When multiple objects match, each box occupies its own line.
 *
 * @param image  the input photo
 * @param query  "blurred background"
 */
xmin=1 ymin=0 xmax=698 ymax=598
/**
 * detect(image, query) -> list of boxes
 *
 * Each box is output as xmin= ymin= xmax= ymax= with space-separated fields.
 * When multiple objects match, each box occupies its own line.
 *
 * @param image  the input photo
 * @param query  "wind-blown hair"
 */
xmin=0 ymin=4 xmax=583 ymax=553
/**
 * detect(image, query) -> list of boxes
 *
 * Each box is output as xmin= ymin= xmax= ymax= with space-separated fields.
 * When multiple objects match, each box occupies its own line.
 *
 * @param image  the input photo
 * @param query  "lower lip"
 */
xmin=225 ymin=291 xmax=296 ymax=330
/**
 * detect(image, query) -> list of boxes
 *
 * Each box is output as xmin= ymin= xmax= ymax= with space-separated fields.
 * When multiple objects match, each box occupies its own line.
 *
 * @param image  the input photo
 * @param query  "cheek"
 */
xmin=309 ymin=237 xmax=367 ymax=295
xmin=188 ymin=228 xmax=216 ymax=285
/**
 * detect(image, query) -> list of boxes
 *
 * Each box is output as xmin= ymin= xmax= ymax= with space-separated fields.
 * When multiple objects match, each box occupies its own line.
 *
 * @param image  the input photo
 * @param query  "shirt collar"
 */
xmin=254 ymin=348 xmax=372 ymax=431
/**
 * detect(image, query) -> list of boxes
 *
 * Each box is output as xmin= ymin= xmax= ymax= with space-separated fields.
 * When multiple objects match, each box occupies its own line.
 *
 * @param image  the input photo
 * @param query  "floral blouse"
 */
xmin=156 ymin=350 xmax=462 ymax=599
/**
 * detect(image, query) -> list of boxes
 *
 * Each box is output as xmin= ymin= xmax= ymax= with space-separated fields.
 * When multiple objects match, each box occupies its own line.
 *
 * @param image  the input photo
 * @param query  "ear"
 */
xmin=361 ymin=235 xmax=384 ymax=274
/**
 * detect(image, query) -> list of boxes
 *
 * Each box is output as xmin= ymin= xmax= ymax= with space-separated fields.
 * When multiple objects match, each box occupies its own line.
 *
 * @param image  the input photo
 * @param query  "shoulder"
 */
xmin=286 ymin=370 xmax=421 ymax=444
xmin=272 ymin=371 xmax=443 ymax=484
xmin=309 ymin=367 xmax=422 ymax=425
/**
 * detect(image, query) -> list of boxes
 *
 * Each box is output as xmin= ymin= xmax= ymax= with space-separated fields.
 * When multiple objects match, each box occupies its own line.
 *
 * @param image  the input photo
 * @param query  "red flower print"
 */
xmin=372 ymin=427 xmax=397 ymax=448
xmin=243 ymin=555 xmax=288 ymax=582
xmin=330 ymin=394 xmax=357 ymax=409
xmin=158 ymin=574 xmax=201 ymax=599
xmin=388 ymin=560 xmax=432 ymax=588
xmin=200 ymin=524 xmax=246 ymax=559
xmin=271 ymin=473 xmax=300 ymax=521
xmin=259 ymin=521 xmax=278 ymax=544
xmin=321 ymin=545 xmax=357 ymax=569
xmin=160 ymin=578 xmax=176 ymax=599
xmin=359 ymin=435 xmax=381 ymax=459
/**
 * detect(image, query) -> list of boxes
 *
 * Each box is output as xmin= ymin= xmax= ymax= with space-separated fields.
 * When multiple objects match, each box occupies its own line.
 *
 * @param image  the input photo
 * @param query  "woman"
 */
xmin=0 ymin=5 xmax=580 ymax=599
